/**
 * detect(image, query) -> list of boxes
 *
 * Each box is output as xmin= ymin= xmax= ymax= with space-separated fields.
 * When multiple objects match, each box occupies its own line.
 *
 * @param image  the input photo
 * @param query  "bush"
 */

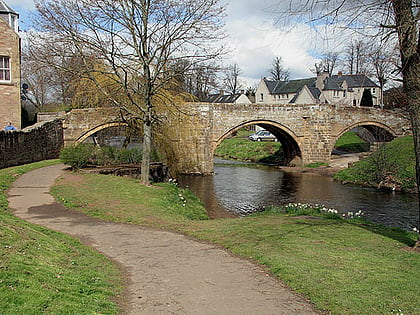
xmin=59 ymin=145 xmax=155 ymax=169
xmin=59 ymin=144 xmax=96 ymax=170
xmin=93 ymin=146 xmax=117 ymax=165
xmin=116 ymin=148 xmax=143 ymax=164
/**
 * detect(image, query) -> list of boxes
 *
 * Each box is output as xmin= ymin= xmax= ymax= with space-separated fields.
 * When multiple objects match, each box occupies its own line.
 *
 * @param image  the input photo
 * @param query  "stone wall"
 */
xmin=0 ymin=18 xmax=21 ymax=130
xmin=0 ymin=119 xmax=64 ymax=169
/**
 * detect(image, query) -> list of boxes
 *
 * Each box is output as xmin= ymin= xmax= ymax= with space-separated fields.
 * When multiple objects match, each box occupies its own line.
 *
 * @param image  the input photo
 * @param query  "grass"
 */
xmin=0 ymin=161 xmax=123 ymax=314
xmin=335 ymin=136 xmax=416 ymax=191
xmin=304 ymin=162 xmax=329 ymax=168
xmin=334 ymin=131 xmax=370 ymax=152
xmin=214 ymin=129 xmax=283 ymax=163
xmin=52 ymin=173 xmax=208 ymax=227
xmin=51 ymin=171 xmax=420 ymax=315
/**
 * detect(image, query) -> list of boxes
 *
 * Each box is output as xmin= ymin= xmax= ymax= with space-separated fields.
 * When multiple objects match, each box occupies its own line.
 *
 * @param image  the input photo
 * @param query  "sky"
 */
xmin=6 ymin=0 xmax=323 ymax=87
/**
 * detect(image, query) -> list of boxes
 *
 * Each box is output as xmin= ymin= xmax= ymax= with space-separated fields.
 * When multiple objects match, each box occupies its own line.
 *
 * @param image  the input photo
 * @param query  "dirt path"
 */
xmin=8 ymin=164 xmax=318 ymax=314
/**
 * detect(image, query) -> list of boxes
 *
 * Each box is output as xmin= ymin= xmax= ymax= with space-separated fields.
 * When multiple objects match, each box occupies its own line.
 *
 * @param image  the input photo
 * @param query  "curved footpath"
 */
xmin=8 ymin=164 xmax=318 ymax=314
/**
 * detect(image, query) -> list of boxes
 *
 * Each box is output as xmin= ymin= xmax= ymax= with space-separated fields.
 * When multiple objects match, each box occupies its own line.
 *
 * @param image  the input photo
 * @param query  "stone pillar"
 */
xmin=167 ymin=104 xmax=215 ymax=175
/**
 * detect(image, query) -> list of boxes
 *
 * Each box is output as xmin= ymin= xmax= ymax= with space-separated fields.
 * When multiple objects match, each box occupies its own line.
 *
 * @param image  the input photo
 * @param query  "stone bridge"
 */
xmin=56 ymin=103 xmax=412 ymax=175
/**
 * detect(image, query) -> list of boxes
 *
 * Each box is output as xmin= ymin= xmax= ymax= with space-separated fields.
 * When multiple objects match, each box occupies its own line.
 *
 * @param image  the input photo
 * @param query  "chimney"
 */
xmin=219 ymin=90 xmax=224 ymax=96
xmin=240 ymin=89 xmax=245 ymax=94
xmin=316 ymin=71 xmax=329 ymax=90
xmin=338 ymin=71 xmax=343 ymax=77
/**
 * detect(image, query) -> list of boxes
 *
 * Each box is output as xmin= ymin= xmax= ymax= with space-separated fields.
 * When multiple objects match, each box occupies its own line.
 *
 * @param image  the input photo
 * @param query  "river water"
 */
xmin=178 ymin=159 xmax=418 ymax=230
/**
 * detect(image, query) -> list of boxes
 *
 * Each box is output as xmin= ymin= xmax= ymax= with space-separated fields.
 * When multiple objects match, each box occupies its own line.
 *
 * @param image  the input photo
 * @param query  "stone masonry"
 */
xmin=44 ymin=104 xmax=411 ymax=175
xmin=0 ymin=17 xmax=20 ymax=130
xmin=0 ymin=119 xmax=64 ymax=169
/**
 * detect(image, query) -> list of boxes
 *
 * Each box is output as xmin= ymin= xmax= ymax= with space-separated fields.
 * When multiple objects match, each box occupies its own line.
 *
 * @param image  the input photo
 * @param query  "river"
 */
xmin=178 ymin=159 xmax=418 ymax=230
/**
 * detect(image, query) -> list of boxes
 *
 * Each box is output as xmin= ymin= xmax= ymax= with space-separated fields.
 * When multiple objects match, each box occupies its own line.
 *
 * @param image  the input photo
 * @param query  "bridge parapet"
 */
xmin=59 ymin=104 xmax=411 ymax=174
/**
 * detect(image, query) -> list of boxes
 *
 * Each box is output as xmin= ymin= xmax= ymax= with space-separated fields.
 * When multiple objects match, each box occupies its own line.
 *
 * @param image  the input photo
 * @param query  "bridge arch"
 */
xmin=75 ymin=122 xmax=129 ymax=144
xmin=214 ymin=120 xmax=302 ymax=165
xmin=332 ymin=120 xmax=397 ymax=154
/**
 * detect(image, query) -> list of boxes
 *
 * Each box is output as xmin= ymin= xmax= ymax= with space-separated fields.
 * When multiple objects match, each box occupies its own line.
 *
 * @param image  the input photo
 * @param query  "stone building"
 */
xmin=0 ymin=0 xmax=20 ymax=130
xmin=256 ymin=72 xmax=382 ymax=107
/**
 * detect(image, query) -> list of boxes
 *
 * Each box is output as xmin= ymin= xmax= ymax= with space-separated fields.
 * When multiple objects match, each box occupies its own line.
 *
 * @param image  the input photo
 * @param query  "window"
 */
xmin=0 ymin=56 xmax=11 ymax=81
xmin=372 ymin=88 xmax=376 ymax=94
xmin=260 ymin=93 xmax=264 ymax=101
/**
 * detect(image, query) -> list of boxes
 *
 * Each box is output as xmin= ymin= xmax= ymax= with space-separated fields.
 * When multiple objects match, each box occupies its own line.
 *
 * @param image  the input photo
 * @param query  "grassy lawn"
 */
xmin=334 ymin=131 xmax=370 ymax=152
xmin=51 ymin=171 xmax=420 ymax=315
xmin=214 ymin=129 xmax=283 ymax=163
xmin=0 ymin=161 xmax=122 ymax=314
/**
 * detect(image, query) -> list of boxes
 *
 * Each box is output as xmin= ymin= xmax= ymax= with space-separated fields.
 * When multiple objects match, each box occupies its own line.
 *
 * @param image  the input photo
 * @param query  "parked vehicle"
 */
xmin=248 ymin=130 xmax=277 ymax=142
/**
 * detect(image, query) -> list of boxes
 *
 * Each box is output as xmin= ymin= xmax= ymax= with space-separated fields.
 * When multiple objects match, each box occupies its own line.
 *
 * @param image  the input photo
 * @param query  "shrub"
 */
xmin=92 ymin=146 xmax=117 ymax=165
xmin=59 ymin=144 xmax=96 ymax=170
xmin=116 ymin=148 xmax=143 ymax=164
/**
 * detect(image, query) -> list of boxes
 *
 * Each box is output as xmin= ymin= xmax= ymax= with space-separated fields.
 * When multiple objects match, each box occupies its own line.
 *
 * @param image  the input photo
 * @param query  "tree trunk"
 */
xmin=391 ymin=0 xmax=420 ymax=247
xmin=140 ymin=118 xmax=152 ymax=185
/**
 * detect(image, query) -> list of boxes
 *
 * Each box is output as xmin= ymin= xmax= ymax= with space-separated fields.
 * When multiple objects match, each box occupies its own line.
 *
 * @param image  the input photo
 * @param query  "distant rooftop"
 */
xmin=0 ymin=0 xmax=18 ymax=15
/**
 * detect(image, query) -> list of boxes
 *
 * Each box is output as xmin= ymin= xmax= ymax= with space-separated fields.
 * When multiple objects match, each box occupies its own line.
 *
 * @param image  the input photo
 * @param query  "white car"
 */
xmin=248 ymin=130 xmax=277 ymax=142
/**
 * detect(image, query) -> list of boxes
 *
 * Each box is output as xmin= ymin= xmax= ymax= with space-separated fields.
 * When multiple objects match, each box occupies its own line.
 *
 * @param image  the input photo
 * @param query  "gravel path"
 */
xmin=8 ymin=164 xmax=318 ymax=314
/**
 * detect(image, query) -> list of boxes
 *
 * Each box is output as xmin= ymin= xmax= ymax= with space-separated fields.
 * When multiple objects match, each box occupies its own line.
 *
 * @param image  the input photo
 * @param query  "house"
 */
xmin=202 ymin=90 xmax=252 ymax=104
xmin=0 ymin=0 xmax=21 ymax=130
xmin=256 ymin=72 xmax=382 ymax=107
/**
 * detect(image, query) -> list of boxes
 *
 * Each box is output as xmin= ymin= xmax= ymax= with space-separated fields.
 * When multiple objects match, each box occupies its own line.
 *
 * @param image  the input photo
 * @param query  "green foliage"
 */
xmin=334 ymin=131 xmax=370 ymax=152
xmin=59 ymin=144 xmax=95 ymax=170
xmin=116 ymin=148 xmax=143 ymax=164
xmin=0 ymin=162 xmax=122 ymax=314
xmin=335 ymin=136 xmax=416 ymax=190
xmin=59 ymin=144 xmax=155 ymax=169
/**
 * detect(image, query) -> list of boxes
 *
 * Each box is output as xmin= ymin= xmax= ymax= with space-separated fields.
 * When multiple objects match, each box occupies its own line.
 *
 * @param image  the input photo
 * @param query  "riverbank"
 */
xmin=334 ymin=136 xmax=416 ymax=192
xmin=51 ymin=169 xmax=420 ymax=314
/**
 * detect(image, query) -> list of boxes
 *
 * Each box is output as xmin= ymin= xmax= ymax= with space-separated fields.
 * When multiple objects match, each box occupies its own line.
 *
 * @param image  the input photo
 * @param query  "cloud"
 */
xmin=11 ymin=0 xmax=321 ymax=85
xmin=224 ymin=1 xmax=317 ymax=85
xmin=6 ymin=0 xmax=35 ymax=9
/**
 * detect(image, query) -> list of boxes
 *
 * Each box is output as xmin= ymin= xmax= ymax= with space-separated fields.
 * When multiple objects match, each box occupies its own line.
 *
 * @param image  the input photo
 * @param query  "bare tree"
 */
xmin=21 ymin=39 xmax=78 ymax=111
xmin=366 ymin=43 xmax=400 ymax=106
xmin=224 ymin=63 xmax=243 ymax=95
xmin=313 ymin=52 xmax=340 ymax=75
xmin=344 ymin=40 xmax=369 ymax=74
xmin=174 ymin=61 xmax=221 ymax=100
xmin=270 ymin=56 xmax=290 ymax=81
xmin=276 ymin=0 xmax=420 ymax=246
xmin=34 ymin=0 xmax=226 ymax=185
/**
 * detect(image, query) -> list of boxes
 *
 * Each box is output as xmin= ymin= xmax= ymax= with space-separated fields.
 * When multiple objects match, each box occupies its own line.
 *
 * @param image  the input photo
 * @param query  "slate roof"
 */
xmin=323 ymin=74 xmax=378 ymax=90
xmin=264 ymin=78 xmax=317 ymax=95
xmin=202 ymin=93 xmax=243 ymax=103
xmin=0 ymin=1 xmax=18 ymax=15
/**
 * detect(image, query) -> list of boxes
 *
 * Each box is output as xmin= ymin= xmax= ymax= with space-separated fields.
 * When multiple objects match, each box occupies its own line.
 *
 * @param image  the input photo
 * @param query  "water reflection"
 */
xmin=178 ymin=160 xmax=418 ymax=230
